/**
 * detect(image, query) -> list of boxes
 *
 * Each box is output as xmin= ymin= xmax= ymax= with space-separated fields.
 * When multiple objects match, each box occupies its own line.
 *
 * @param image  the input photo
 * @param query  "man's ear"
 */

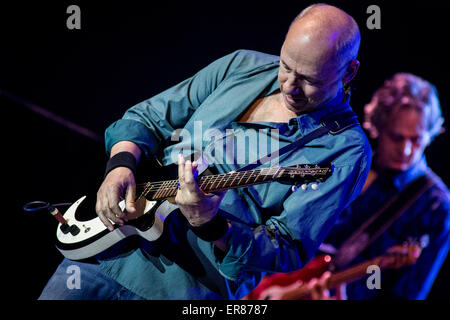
xmin=343 ymin=59 xmax=360 ymax=86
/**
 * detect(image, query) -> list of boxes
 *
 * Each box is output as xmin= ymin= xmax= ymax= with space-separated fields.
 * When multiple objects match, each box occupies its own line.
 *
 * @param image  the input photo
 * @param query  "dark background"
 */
xmin=1 ymin=0 xmax=448 ymax=300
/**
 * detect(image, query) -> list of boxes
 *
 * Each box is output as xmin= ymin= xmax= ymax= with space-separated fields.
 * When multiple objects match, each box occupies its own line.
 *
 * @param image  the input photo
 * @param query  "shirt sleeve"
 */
xmin=217 ymin=143 xmax=372 ymax=282
xmin=104 ymin=50 xmax=275 ymax=157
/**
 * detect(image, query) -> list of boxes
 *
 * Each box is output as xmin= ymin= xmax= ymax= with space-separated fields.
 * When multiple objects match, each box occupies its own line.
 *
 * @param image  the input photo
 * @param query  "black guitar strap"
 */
xmin=235 ymin=110 xmax=359 ymax=172
xmin=331 ymin=173 xmax=435 ymax=270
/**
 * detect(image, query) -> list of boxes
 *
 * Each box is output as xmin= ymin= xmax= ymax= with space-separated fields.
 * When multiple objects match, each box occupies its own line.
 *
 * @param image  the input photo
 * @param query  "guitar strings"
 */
xmin=134 ymin=167 xmax=329 ymax=188
xmin=134 ymin=167 xmax=330 ymax=193
xmin=134 ymin=167 xmax=293 ymax=188
xmin=134 ymin=172 xmax=268 ymax=196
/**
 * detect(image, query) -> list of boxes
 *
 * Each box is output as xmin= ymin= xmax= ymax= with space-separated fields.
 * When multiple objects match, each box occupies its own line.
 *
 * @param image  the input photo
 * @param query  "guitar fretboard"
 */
xmin=136 ymin=166 xmax=330 ymax=201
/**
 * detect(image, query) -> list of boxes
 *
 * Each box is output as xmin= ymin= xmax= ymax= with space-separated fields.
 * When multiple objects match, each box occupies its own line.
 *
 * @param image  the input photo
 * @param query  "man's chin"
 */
xmin=284 ymin=98 xmax=309 ymax=113
xmin=389 ymin=161 xmax=412 ymax=172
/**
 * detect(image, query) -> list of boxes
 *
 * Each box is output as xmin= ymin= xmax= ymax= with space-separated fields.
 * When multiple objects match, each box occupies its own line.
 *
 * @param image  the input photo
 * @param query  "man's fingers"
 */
xmin=96 ymin=197 xmax=115 ymax=231
xmin=104 ymin=186 xmax=125 ymax=225
xmin=178 ymin=154 xmax=185 ymax=184
xmin=308 ymin=272 xmax=332 ymax=300
xmin=98 ymin=214 xmax=114 ymax=231
xmin=95 ymin=166 xmax=136 ymax=231
xmin=308 ymin=278 xmax=321 ymax=300
xmin=179 ymin=157 xmax=200 ymax=193
xmin=106 ymin=187 xmax=122 ymax=215
xmin=109 ymin=202 xmax=125 ymax=225
xmin=125 ymin=185 xmax=136 ymax=216
xmin=184 ymin=160 xmax=194 ymax=184
xmin=319 ymin=271 xmax=332 ymax=285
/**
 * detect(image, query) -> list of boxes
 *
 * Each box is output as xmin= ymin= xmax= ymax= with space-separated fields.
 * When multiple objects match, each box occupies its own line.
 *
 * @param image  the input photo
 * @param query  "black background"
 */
xmin=1 ymin=0 xmax=449 ymax=300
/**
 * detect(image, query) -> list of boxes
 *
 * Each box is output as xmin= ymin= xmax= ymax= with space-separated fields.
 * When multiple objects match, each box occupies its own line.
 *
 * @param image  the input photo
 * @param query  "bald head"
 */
xmin=286 ymin=4 xmax=360 ymax=67
xmin=277 ymin=4 xmax=361 ymax=114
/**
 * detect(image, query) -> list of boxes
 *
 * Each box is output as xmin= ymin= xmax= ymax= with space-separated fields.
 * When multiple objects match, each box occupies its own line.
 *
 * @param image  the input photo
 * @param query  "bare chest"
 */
xmin=238 ymin=92 xmax=295 ymax=123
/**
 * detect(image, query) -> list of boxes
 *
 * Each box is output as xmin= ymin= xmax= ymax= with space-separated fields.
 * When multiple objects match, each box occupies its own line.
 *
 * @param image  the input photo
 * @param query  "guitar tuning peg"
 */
xmin=291 ymin=185 xmax=298 ymax=192
xmin=301 ymin=183 xmax=308 ymax=191
xmin=420 ymin=234 xmax=429 ymax=248
xmin=311 ymin=183 xmax=318 ymax=190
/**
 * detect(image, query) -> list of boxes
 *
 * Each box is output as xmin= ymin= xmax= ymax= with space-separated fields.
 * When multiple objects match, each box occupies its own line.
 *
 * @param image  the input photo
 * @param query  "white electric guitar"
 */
xmin=55 ymin=164 xmax=333 ymax=260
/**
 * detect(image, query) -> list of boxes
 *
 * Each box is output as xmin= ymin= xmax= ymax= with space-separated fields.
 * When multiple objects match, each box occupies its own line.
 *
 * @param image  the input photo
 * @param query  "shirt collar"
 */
xmin=291 ymin=89 xmax=351 ymax=135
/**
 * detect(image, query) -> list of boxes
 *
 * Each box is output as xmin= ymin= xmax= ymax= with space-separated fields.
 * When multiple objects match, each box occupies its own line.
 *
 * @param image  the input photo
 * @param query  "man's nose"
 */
xmin=285 ymin=77 xmax=302 ymax=96
xmin=401 ymin=140 xmax=412 ymax=157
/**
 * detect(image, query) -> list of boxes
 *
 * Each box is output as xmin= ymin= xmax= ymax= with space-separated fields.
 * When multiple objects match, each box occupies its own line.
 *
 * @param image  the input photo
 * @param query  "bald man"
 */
xmin=39 ymin=4 xmax=372 ymax=300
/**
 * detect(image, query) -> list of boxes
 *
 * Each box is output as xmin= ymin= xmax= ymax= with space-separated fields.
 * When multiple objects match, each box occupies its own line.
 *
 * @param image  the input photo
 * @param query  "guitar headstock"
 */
xmin=276 ymin=164 xmax=334 ymax=185
xmin=380 ymin=237 xmax=425 ymax=269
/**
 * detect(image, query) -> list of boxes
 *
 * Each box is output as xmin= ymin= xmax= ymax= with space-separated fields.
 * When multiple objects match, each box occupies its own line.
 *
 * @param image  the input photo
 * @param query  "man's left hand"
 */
xmin=175 ymin=154 xmax=226 ymax=227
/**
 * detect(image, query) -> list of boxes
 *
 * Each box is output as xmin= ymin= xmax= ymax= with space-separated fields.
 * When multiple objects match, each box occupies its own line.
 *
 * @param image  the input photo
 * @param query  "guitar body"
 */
xmin=56 ymin=161 xmax=186 ymax=260
xmin=244 ymin=254 xmax=331 ymax=300
xmin=56 ymin=196 xmax=179 ymax=260
xmin=244 ymin=241 xmax=423 ymax=300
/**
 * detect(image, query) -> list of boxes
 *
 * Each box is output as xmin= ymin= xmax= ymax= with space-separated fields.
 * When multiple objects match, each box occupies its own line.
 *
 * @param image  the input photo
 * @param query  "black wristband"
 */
xmin=190 ymin=212 xmax=229 ymax=242
xmin=104 ymin=151 xmax=137 ymax=178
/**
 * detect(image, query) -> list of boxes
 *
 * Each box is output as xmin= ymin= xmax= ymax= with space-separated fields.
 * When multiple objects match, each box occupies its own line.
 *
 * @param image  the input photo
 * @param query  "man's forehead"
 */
xmin=387 ymin=112 xmax=427 ymax=136
xmin=280 ymin=44 xmax=339 ymax=79
xmin=286 ymin=16 xmax=343 ymax=52
xmin=283 ymin=32 xmax=336 ymax=58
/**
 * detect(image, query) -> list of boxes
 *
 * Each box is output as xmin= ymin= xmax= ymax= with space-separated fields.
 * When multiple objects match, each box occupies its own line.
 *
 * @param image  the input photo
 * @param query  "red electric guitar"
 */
xmin=244 ymin=240 xmax=423 ymax=300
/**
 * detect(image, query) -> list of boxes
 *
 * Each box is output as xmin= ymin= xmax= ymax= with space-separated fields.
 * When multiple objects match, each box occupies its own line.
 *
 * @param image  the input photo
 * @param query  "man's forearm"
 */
xmin=110 ymin=141 xmax=142 ymax=163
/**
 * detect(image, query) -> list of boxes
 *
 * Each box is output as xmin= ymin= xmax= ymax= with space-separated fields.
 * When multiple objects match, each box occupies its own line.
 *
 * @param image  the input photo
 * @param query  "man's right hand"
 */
xmin=95 ymin=166 xmax=137 ymax=231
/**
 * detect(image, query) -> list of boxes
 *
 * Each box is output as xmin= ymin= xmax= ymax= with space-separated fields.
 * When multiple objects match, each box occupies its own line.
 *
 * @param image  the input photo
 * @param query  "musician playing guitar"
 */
xmin=246 ymin=73 xmax=449 ymax=300
xmin=39 ymin=4 xmax=372 ymax=300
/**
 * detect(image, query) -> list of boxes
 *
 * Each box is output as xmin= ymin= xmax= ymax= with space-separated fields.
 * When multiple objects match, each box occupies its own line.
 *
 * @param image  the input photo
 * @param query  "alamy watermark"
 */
xmin=366 ymin=264 xmax=381 ymax=289
xmin=66 ymin=264 xmax=81 ymax=290
xmin=170 ymin=121 xmax=281 ymax=166
xmin=66 ymin=5 xmax=380 ymax=31
xmin=66 ymin=5 xmax=81 ymax=30
xmin=366 ymin=5 xmax=381 ymax=30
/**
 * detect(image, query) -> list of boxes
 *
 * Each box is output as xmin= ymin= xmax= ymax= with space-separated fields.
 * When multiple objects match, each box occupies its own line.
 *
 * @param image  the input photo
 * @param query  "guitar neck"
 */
xmin=326 ymin=257 xmax=383 ymax=290
xmin=137 ymin=167 xmax=282 ymax=201
xmin=280 ymin=257 xmax=383 ymax=300
xmin=136 ymin=165 xmax=331 ymax=201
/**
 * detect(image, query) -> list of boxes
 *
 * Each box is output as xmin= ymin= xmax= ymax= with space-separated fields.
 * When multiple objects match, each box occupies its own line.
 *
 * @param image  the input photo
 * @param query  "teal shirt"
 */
xmin=100 ymin=50 xmax=372 ymax=299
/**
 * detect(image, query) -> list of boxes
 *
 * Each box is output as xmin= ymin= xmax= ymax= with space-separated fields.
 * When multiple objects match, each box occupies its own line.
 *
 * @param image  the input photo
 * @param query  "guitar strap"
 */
xmin=331 ymin=172 xmax=435 ymax=270
xmin=235 ymin=109 xmax=359 ymax=172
